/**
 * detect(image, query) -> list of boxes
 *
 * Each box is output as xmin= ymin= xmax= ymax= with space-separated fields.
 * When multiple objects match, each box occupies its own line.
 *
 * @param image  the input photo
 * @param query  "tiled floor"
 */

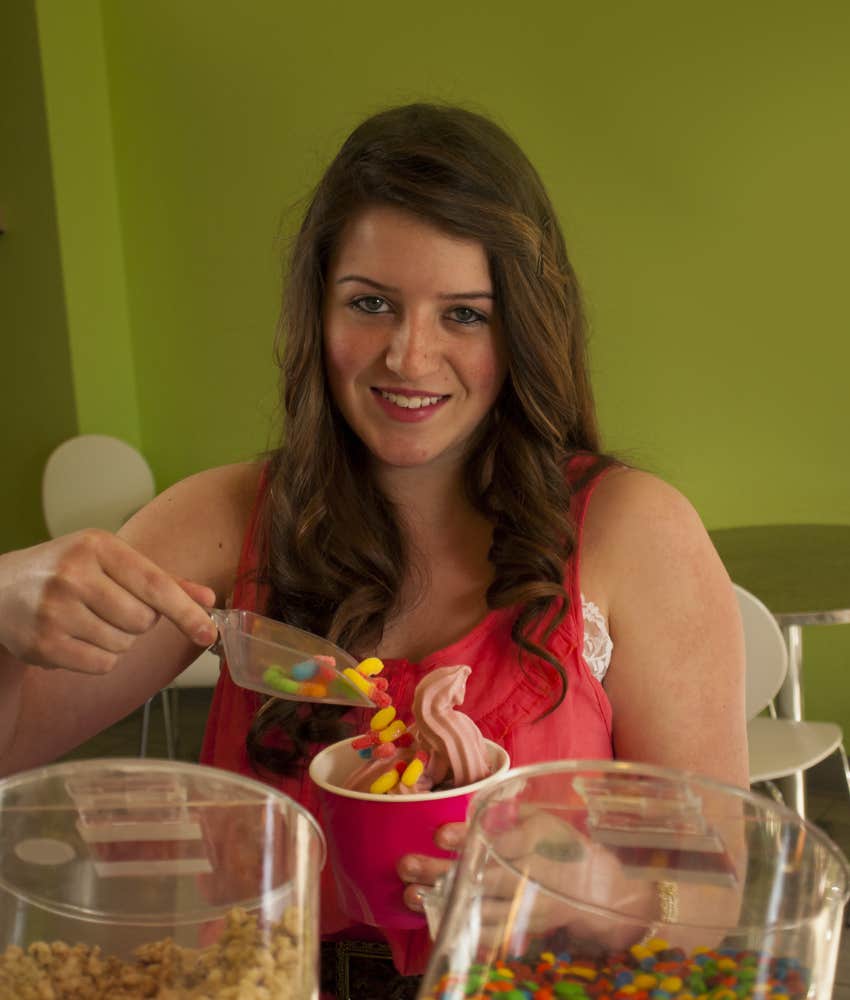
xmin=63 ymin=692 xmax=850 ymax=997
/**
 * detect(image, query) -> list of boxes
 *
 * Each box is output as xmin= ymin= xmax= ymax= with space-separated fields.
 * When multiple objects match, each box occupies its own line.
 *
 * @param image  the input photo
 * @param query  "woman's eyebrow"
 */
xmin=336 ymin=274 xmax=493 ymax=299
xmin=337 ymin=274 xmax=398 ymax=292
xmin=436 ymin=290 xmax=494 ymax=301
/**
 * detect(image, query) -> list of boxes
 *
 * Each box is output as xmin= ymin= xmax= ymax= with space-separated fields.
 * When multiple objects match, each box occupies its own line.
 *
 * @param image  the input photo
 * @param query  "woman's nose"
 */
xmin=385 ymin=316 xmax=439 ymax=380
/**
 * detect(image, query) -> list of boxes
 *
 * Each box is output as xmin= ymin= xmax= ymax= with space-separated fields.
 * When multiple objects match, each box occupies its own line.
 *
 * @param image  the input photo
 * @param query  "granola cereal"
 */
xmin=0 ymin=906 xmax=314 ymax=999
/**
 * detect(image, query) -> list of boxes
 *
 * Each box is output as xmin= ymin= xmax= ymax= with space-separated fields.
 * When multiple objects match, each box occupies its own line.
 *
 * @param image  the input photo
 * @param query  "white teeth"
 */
xmin=379 ymin=391 xmax=443 ymax=409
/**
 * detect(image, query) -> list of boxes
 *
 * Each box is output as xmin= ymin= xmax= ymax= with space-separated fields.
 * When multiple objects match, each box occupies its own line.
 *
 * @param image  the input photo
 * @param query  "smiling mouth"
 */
xmin=375 ymin=389 xmax=447 ymax=410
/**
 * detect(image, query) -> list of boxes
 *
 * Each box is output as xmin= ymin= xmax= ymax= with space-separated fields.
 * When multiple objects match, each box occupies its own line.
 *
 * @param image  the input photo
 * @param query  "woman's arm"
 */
xmin=583 ymin=468 xmax=748 ymax=788
xmin=0 ymin=462 xmax=260 ymax=775
xmin=398 ymin=469 xmax=748 ymax=915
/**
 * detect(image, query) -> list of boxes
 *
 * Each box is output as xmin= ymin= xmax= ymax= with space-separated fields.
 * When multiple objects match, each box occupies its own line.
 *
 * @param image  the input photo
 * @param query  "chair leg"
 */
xmin=756 ymin=780 xmax=786 ymax=806
xmin=161 ymin=689 xmax=176 ymax=760
xmin=139 ymin=697 xmax=152 ymax=757
xmin=776 ymin=772 xmax=806 ymax=819
xmin=836 ymin=742 xmax=850 ymax=806
xmin=171 ymin=688 xmax=181 ymax=754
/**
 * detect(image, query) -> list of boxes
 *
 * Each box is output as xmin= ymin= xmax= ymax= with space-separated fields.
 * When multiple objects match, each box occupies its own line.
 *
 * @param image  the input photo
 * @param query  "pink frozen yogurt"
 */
xmin=343 ymin=664 xmax=492 ymax=795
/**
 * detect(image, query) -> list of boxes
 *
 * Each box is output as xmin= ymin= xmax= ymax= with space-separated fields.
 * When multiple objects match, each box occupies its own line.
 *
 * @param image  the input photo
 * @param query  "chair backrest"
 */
xmin=171 ymin=649 xmax=221 ymax=689
xmin=42 ymin=434 xmax=156 ymax=538
xmin=733 ymin=583 xmax=788 ymax=719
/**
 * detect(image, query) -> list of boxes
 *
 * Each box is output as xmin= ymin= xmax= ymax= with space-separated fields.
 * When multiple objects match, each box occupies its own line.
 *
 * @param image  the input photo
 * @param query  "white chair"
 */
xmin=43 ymin=435 xmax=162 ymax=757
xmin=736 ymin=583 xmax=850 ymax=812
xmin=738 ymin=582 xmax=788 ymax=722
xmin=42 ymin=434 xmax=155 ymax=536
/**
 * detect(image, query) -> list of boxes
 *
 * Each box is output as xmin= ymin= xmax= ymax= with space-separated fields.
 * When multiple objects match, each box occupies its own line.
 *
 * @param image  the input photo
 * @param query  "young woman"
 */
xmin=0 ymin=104 xmax=747 ymax=997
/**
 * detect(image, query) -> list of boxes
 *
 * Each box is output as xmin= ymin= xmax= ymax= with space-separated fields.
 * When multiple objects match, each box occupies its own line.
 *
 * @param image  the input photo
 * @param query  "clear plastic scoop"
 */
xmin=208 ymin=608 xmax=376 ymax=707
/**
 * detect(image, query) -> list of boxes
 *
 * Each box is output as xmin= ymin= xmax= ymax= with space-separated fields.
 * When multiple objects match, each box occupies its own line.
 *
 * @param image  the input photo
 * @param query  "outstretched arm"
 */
xmin=0 ymin=462 xmax=260 ymax=775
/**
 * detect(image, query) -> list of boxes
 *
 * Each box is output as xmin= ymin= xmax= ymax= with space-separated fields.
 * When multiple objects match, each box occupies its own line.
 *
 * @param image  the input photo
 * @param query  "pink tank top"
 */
xmin=200 ymin=453 xmax=613 ymax=974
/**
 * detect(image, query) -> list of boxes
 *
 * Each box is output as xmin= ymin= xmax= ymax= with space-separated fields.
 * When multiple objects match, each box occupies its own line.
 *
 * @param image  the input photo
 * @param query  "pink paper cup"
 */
xmin=308 ymin=737 xmax=510 ymax=929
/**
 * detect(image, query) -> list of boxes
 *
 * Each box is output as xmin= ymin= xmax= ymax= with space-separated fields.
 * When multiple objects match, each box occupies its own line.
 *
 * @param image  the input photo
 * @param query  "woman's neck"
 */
xmin=376 ymin=463 xmax=482 ymax=552
xmin=371 ymin=463 xmax=497 ymax=658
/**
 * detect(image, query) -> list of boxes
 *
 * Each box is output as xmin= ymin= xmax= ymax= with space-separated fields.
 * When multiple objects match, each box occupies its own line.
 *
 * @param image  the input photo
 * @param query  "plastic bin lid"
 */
xmin=0 ymin=758 xmax=325 ymax=925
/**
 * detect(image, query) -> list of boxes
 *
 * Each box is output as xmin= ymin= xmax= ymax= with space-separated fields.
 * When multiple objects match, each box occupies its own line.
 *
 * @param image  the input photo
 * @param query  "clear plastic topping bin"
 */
xmin=0 ymin=758 xmax=325 ymax=999
xmin=419 ymin=760 xmax=850 ymax=1000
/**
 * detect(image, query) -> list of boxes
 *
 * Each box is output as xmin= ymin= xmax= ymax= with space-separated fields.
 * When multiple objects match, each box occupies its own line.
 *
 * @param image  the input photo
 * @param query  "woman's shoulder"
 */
xmin=579 ymin=467 xmax=721 ymax=612
xmin=119 ymin=461 xmax=265 ymax=598
xmin=134 ymin=461 xmax=264 ymax=530
xmin=587 ymin=466 xmax=704 ymax=529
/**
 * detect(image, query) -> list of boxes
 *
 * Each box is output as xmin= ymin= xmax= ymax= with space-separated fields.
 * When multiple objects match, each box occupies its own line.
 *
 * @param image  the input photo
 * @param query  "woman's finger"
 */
xmin=175 ymin=576 xmax=217 ymax=609
xmin=397 ymin=852 xmax=454 ymax=889
xmin=35 ymin=633 xmax=126 ymax=676
xmin=402 ymin=882 xmax=428 ymax=913
xmin=66 ymin=602 xmax=140 ymax=655
xmin=77 ymin=574 xmax=161 ymax=636
xmin=434 ymin=820 xmax=466 ymax=850
xmin=97 ymin=537 xmax=217 ymax=645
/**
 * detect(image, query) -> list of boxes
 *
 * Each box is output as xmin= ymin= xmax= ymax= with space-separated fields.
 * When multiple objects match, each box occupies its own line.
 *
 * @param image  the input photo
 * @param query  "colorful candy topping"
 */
xmin=341 ymin=662 xmax=438 ymax=794
xmin=371 ymin=706 xmax=397 ymax=730
xmin=344 ymin=663 xmax=494 ymax=795
xmin=419 ymin=939 xmax=811 ymax=1000
xmin=260 ymin=653 xmax=388 ymax=704
xmin=370 ymin=769 xmax=401 ymax=794
xmin=356 ymin=656 xmax=385 ymax=677
xmin=342 ymin=666 xmax=393 ymax=707
xmin=347 ymin=671 xmax=438 ymax=794
xmin=401 ymin=751 xmax=429 ymax=787
xmin=261 ymin=667 xmax=304 ymax=695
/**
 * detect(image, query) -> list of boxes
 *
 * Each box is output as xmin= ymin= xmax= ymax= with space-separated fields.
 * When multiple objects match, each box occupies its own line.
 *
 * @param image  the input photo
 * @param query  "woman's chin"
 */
xmin=366 ymin=437 xmax=470 ymax=475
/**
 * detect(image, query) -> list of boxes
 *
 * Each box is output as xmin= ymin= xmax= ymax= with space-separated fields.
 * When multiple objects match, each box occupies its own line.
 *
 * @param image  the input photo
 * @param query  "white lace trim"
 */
xmin=581 ymin=594 xmax=612 ymax=683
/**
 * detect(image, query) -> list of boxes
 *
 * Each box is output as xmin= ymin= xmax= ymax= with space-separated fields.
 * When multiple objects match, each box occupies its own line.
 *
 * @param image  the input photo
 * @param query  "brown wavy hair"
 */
xmin=247 ymin=102 xmax=610 ymax=776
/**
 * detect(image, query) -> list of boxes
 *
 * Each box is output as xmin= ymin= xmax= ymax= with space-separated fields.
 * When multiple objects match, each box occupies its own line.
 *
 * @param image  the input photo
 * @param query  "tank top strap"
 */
xmin=564 ymin=452 xmax=616 ymax=619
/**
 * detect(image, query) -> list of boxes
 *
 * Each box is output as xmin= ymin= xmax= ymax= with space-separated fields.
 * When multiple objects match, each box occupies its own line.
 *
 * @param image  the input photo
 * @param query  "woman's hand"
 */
xmin=470 ymin=810 xmax=656 ymax=951
xmin=397 ymin=820 xmax=466 ymax=913
xmin=0 ymin=529 xmax=218 ymax=675
xmin=400 ymin=810 xmax=658 ymax=951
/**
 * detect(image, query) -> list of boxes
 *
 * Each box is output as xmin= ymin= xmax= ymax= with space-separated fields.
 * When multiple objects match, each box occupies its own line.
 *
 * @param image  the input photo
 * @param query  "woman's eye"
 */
xmin=351 ymin=295 xmax=390 ymax=314
xmin=449 ymin=306 xmax=487 ymax=325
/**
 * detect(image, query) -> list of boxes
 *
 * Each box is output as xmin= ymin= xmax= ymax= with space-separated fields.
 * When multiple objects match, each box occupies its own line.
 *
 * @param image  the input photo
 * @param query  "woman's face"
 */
xmin=322 ymin=204 xmax=507 ymax=477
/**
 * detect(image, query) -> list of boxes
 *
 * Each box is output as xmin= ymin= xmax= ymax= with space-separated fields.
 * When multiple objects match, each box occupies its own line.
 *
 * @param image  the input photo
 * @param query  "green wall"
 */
xmin=5 ymin=1 xmax=850 ymax=729
xmin=0 ymin=0 xmax=77 ymax=551
xmin=36 ymin=0 xmax=140 ymax=448
xmin=92 ymin=0 xmax=850 ymax=524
